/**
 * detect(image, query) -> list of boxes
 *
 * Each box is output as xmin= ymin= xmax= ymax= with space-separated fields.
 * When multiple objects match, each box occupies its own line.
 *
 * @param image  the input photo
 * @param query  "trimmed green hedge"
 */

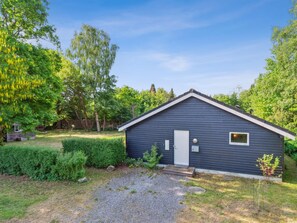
xmin=62 ymin=137 xmax=125 ymax=168
xmin=0 ymin=146 xmax=87 ymax=181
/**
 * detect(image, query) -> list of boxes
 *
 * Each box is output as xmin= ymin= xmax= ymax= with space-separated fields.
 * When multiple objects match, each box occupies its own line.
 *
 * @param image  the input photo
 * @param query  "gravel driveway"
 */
xmin=79 ymin=168 xmax=204 ymax=223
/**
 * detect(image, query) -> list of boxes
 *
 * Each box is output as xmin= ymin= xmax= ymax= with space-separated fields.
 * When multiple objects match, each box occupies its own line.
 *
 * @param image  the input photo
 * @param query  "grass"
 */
xmin=178 ymin=155 xmax=297 ymax=223
xmin=0 ymin=168 xmax=121 ymax=222
xmin=5 ymin=129 xmax=123 ymax=150
xmin=0 ymin=130 xmax=124 ymax=222
xmin=1 ymin=130 xmax=297 ymax=222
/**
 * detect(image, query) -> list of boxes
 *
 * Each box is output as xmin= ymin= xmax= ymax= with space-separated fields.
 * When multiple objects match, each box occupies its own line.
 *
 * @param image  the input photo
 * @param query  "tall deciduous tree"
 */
xmin=0 ymin=29 xmax=41 ymax=144
xmin=0 ymin=29 xmax=42 ymax=106
xmin=0 ymin=28 xmax=62 ymax=144
xmin=0 ymin=0 xmax=59 ymax=46
xmin=246 ymin=2 xmax=297 ymax=133
xmin=57 ymin=57 xmax=91 ymax=130
xmin=115 ymin=86 xmax=140 ymax=120
xmin=67 ymin=25 xmax=118 ymax=132
xmin=1 ymin=41 xmax=63 ymax=132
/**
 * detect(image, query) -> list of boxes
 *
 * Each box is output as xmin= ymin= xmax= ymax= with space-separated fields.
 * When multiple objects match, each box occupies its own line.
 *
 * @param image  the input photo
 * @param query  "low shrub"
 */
xmin=124 ymin=157 xmax=144 ymax=168
xmin=0 ymin=146 xmax=87 ymax=181
xmin=143 ymin=145 xmax=163 ymax=169
xmin=62 ymin=137 xmax=125 ymax=168
xmin=256 ymin=154 xmax=280 ymax=177
xmin=53 ymin=151 xmax=87 ymax=181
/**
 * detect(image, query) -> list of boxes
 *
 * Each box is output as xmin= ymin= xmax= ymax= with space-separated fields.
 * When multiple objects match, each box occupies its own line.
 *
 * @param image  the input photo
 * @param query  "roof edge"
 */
xmin=118 ymin=89 xmax=296 ymax=140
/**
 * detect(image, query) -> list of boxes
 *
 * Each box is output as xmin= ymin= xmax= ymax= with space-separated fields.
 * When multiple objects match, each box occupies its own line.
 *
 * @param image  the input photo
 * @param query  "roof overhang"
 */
xmin=118 ymin=91 xmax=296 ymax=140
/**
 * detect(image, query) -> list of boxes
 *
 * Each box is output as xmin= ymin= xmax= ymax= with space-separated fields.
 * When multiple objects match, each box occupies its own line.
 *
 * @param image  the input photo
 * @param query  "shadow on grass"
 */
xmin=179 ymin=155 xmax=297 ymax=223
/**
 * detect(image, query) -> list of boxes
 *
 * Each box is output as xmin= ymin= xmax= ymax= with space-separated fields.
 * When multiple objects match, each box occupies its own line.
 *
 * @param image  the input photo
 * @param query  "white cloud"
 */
xmin=147 ymin=52 xmax=191 ymax=72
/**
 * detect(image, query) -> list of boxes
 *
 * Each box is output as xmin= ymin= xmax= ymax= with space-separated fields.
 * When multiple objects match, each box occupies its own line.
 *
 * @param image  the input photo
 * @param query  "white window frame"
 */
xmin=229 ymin=132 xmax=249 ymax=146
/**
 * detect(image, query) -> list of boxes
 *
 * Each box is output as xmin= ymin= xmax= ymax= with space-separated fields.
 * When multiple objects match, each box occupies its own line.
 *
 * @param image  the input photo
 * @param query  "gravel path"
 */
xmin=79 ymin=168 xmax=204 ymax=223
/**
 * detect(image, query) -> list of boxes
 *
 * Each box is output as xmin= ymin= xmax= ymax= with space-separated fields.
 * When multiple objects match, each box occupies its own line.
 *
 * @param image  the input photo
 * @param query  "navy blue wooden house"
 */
xmin=118 ymin=89 xmax=295 ymax=180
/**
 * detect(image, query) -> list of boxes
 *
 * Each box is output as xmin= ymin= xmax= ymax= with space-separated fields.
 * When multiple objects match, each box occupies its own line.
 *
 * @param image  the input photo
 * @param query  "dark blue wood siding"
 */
xmin=126 ymin=97 xmax=283 ymax=176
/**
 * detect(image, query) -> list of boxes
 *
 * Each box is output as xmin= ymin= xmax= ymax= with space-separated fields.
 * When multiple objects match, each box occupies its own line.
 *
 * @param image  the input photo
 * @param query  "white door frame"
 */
xmin=174 ymin=130 xmax=189 ymax=166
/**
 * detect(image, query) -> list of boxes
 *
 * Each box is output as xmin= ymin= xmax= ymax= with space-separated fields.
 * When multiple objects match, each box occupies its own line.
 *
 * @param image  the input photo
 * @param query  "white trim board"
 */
xmin=195 ymin=168 xmax=282 ymax=182
xmin=118 ymin=90 xmax=295 ymax=140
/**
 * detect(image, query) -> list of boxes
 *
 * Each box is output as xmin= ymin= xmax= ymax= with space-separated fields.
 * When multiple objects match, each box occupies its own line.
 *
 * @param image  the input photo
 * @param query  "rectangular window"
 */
xmin=229 ymin=132 xmax=249 ymax=146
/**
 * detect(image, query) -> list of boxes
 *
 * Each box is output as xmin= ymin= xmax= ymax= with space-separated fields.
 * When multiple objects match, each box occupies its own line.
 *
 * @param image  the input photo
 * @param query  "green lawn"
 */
xmin=0 ymin=130 xmax=124 ymax=222
xmin=178 ymin=155 xmax=297 ymax=223
xmin=1 ymin=130 xmax=297 ymax=222
xmin=0 ymin=168 xmax=120 ymax=222
xmin=5 ymin=129 xmax=124 ymax=149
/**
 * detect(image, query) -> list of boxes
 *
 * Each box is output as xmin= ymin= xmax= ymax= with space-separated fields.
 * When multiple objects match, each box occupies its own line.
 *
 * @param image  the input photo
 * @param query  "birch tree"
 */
xmin=67 ymin=25 xmax=118 ymax=132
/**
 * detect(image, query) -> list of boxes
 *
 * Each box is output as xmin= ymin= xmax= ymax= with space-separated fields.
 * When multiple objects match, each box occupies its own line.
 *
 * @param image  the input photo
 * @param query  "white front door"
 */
xmin=174 ymin=130 xmax=189 ymax=166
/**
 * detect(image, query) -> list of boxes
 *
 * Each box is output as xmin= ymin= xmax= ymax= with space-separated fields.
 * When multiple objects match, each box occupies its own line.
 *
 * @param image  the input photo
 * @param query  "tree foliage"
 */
xmin=115 ymin=86 xmax=140 ymax=120
xmin=57 ymin=57 xmax=91 ymax=129
xmin=0 ymin=0 xmax=59 ymax=46
xmin=0 ymin=29 xmax=42 ymax=106
xmin=66 ymin=24 xmax=118 ymax=131
xmin=1 ymin=40 xmax=63 ymax=132
xmin=0 ymin=0 xmax=63 ymax=145
xmin=213 ymin=2 xmax=297 ymax=134
xmin=247 ymin=2 xmax=297 ymax=133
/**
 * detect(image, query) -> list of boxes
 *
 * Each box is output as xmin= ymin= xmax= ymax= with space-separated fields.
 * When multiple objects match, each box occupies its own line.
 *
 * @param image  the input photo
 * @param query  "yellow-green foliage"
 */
xmin=0 ymin=29 xmax=42 ymax=106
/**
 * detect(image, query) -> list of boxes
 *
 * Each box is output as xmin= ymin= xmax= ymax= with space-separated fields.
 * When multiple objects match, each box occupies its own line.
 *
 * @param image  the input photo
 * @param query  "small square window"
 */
xmin=229 ymin=132 xmax=249 ymax=146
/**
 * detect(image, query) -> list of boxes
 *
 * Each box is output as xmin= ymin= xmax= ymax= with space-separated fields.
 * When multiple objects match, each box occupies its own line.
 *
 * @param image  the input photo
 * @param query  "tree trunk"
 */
xmin=131 ymin=105 xmax=136 ymax=118
xmin=0 ymin=126 xmax=4 ymax=146
xmin=74 ymin=110 xmax=87 ymax=130
xmin=79 ymin=95 xmax=89 ymax=130
xmin=95 ymin=111 xmax=100 ymax=132
xmin=103 ymin=115 xmax=106 ymax=131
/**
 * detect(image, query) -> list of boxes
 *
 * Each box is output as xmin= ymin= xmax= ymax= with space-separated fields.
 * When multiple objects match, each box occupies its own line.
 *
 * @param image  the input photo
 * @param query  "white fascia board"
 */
xmin=118 ymin=93 xmax=192 ymax=131
xmin=118 ymin=92 xmax=296 ymax=140
xmin=191 ymin=93 xmax=295 ymax=140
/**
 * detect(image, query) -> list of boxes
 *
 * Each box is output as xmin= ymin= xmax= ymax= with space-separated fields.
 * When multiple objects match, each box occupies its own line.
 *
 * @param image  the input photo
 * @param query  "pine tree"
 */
xmin=150 ymin=84 xmax=156 ymax=94
xmin=169 ymin=88 xmax=175 ymax=100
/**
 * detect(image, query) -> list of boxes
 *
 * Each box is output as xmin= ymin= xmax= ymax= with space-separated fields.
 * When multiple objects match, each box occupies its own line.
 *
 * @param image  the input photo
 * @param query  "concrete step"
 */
xmin=162 ymin=165 xmax=195 ymax=177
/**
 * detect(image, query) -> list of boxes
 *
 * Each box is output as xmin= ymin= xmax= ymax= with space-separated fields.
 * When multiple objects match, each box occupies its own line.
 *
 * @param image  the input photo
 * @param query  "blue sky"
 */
xmin=48 ymin=0 xmax=292 ymax=95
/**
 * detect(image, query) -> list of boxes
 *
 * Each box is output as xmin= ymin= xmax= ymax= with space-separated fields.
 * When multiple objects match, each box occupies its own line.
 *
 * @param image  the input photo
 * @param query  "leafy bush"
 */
xmin=143 ymin=145 xmax=163 ymax=169
xmin=284 ymin=139 xmax=297 ymax=156
xmin=62 ymin=137 xmax=126 ymax=168
xmin=292 ymin=153 xmax=297 ymax=163
xmin=285 ymin=139 xmax=297 ymax=165
xmin=256 ymin=154 xmax=280 ymax=177
xmin=124 ymin=157 xmax=144 ymax=168
xmin=0 ymin=146 xmax=87 ymax=181
xmin=53 ymin=151 xmax=87 ymax=181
